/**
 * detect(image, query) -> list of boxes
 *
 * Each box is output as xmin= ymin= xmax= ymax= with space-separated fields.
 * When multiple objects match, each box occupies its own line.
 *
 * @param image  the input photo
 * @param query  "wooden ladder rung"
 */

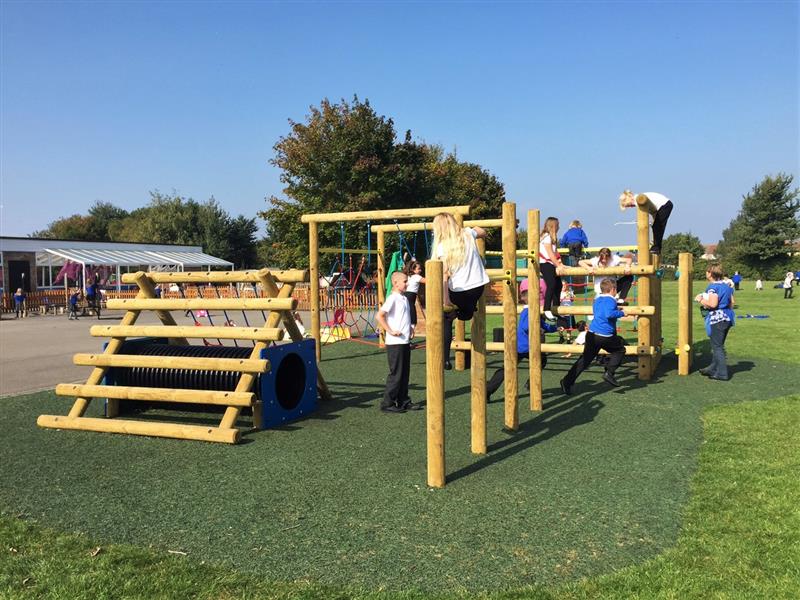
xmin=37 ymin=415 xmax=240 ymax=444
xmin=106 ymin=298 xmax=296 ymax=311
xmin=55 ymin=384 xmax=254 ymax=407
xmin=73 ymin=353 xmax=270 ymax=373
xmin=90 ymin=325 xmax=285 ymax=341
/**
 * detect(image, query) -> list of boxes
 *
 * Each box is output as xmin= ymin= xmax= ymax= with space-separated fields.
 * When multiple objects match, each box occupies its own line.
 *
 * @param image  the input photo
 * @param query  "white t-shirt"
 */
xmin=406 ymin=273 xmax=423 ymax=294
xmin=539 ymin=233 xmax=557 ymax=265
xmin=784 ymin=273 xmax=794 ymax=288
xmin=589 ymin=255 xmax=623 ymax=296
xmin=379 ymin=292 xmax=411 ymax=345
xmin=436 ymin=228 xmax=489 ymax=292
xmin=641 ymin=192 xmax=671 ymax=213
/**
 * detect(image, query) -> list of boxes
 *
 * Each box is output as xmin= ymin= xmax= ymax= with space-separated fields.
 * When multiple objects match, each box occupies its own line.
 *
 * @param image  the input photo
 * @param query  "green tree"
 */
xmin=661 ymin=232 xmax=704 ymax=267
xmin=260 ymin=96 xmax=505 ymax=268
xmin=717 ymin=173 xmax=799 ymax=278
xmin=34 ymin=201 xmax=128 ymax=241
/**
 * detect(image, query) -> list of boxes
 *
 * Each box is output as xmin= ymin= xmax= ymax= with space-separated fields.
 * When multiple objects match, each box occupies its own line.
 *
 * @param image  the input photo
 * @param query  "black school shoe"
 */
xmin=560 ymin=378 xmax=572 ymax=396
xmin=650 ymin=245 xmax=661 ymax=255
xmin=381 ymin=405 xmax=406 ymax=413
xmin=603 ymin=371 xmax=621 ymax=387
xmin=401 ymin=400 xmax=424 ymax=411
xmin=444 ymin=361 xmax=453 ymax=370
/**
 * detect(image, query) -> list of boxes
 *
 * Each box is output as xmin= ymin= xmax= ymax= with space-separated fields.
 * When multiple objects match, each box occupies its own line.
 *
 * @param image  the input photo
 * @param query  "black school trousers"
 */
xmin=562 ymin=331 xmax=626 ymax=389
xmin=443 ymin=285 xmax=485 ymax=363
xmin=382 ymin=344 xmax=411 ymax=409
xmin=540 ymin=263 xmax=562 ymax=311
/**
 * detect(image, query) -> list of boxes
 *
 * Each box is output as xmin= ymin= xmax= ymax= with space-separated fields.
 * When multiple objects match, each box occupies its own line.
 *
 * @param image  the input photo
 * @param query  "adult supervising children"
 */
xmin=695 ymin=264 xmax=736 ymax=380
xmin=619 ymin=190 xmax=673 ymax=254
xmin=560 ymin=278 xmax=627 ymax=395
xmin=376 ymin=271 xmax=422 ymax=413
xmin=432 ymin=212 xmax=489 ymax=370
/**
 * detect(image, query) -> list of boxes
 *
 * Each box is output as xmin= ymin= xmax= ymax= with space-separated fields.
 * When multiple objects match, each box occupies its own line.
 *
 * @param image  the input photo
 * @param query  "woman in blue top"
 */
xmin=695 ymin=263 xmax=735 ymax=381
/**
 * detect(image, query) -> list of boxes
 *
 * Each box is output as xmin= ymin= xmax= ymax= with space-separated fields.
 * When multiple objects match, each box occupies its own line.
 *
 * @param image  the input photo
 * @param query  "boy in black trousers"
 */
xmin=377 ymin=271 xmax=423 ymax=413
xmin=560 ymin=278 xmax=627 ymax=394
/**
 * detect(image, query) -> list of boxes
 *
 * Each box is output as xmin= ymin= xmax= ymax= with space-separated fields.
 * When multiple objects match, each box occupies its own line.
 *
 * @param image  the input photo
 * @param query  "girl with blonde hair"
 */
xmin=538 ymin=217 xmax=565 ymax=320
xmin=619 ymin=189 xmax=673 ymax=254
xmin=432 ymin=212 xmax=488 ymax=369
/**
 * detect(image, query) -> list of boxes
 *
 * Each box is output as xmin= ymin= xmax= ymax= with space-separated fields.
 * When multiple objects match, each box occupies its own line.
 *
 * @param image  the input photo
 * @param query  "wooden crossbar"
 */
xmin=55 ymin=384 xmax=255 ymax=407
xmin=73 ymin=353 xmax=270 ymax=373
xmin=36 ymin=415 xmax=240 ymax=444
xmin=90 ymin=325 xmax=285 ymax=341
xmin=121 ymin=269 xmax=308 ymax=284
xmin=106 ymin=298 xmax=296 ymax=311
xmin=450 ymin=341 xmax=655 ymax=355
xmin=483 ymin=305 xmax=654 ymax=316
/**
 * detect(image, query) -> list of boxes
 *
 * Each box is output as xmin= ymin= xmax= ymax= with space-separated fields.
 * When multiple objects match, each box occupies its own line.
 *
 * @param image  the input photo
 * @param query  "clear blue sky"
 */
xmin=1 ymin=1 xmax=797 ymax=246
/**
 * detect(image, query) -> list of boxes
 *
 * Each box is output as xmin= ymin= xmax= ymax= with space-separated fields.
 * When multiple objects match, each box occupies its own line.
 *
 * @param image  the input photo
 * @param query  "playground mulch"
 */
xmin=0 ymin=334 xmax=795 ymax=594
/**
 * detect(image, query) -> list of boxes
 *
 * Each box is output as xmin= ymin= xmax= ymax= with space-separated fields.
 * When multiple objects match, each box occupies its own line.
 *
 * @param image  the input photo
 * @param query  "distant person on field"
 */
xmin=619 ymin=190 xmax=673 ymax=254
xmin=755 ymin=278 xmax=763 ymax=291
xmin=695 ymin=263 xmax=736 ymax=380
xmin=486 ymin=278 xmax=557 ymax=402
xmin=731 ymin=271 xmax=742 ymax=290
xmin=783 ymin=271 xmax=795 ymax=299
xmin=13 ymin=288 xmax=26 ymax=318
xmin=560 ymin=219 xmax=589 ymax=265
xmin=376 ymin=271 xmax=422 ymax=413
xmin=560 ymin=278 xmax=627 ymax=395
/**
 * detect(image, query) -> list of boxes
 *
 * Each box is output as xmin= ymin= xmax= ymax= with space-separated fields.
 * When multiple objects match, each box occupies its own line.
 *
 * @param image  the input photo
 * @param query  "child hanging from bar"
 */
xmin=376 ymin=271 xmax=423 ymax=413
xmin=560 ymin=278 xmax=627 ymax=395
xmin=486 ymin=278 xmax=558 ymax=402
xmin=619 ymin=190 xmax=673 ymax=255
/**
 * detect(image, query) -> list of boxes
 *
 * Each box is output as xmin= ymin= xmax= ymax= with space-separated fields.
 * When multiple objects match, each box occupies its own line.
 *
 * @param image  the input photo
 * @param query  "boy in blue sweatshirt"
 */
xmin=486 ymin=279 xmax=558 ymax=401
xmin=560 ymin=219 xmax=589 ymax=264
xmin=560 ymin=278 xmax=626 ymax=394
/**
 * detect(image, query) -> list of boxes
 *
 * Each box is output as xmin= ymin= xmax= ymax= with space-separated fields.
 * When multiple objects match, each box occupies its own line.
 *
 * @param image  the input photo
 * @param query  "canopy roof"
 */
xmin=37 ymin=248 xmax=233 ymax=269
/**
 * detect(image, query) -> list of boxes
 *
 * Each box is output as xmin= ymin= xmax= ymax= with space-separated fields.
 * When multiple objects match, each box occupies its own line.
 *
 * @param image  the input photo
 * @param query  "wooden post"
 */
xmin=502 ymin=202 xmax=518 ymax=431
xmin=454 ymin=213 xmax=466 ymax=371
xmin=309 ymin=221 xmax=321 ymax=363
xmin=426 ymin=259 xmax=446 ymax=488
xmin=636 ymin=196 xmax=652 ymax=380
xmin=377 ymin=229 xmax=385 ymax=347
xmin=471 ymin=238 xmax=487 ymax=455
xmin=678 ymin=252 xmax=694 ymax=375
xmin=527 ymin=209 xmax=542 ymax=411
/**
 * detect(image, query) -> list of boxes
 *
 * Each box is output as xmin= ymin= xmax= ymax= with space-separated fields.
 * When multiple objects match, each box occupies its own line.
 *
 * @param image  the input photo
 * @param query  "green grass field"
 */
xmin=1 ymin=281 xmax=798 ymax=599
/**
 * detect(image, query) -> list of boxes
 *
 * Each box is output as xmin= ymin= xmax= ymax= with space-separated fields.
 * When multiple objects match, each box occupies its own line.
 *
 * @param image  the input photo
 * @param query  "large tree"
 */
xmin=716 ymin=173 xmax=799 ymax=278
xmin=33 ymin=201 xmax=128 ymax=241
xmin=661 ymin=232 xmax=704 ymax=267
xmin=260 ymin=96 xmax=505 ymax=268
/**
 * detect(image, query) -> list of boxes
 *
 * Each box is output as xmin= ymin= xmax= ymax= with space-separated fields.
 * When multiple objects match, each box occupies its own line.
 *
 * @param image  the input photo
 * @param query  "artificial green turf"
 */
xmin=0 ymin=281 xmax=797 ymax=597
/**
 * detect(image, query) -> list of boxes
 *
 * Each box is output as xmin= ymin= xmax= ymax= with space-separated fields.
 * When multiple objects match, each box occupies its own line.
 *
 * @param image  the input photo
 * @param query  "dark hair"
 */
xmin=576 ymin=320 xmax=587 ymax=331
xmin=403 ymin=259 xmax=422 ymax=276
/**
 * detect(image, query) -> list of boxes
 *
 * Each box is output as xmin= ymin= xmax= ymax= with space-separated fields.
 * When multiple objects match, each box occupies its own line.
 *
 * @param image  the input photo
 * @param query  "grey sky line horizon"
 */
xmin=1 ymin=2 xmax=798 ymax=248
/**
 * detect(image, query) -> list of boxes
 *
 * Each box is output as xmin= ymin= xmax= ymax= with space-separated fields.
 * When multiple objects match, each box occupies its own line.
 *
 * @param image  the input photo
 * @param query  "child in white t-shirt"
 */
xmin=619 ymin=190 xmax=673 ymax=254
xmin=376 ymin=272 xmax=422 ymax=413
xmin=402 ymin=259 xmax=426 ymax=333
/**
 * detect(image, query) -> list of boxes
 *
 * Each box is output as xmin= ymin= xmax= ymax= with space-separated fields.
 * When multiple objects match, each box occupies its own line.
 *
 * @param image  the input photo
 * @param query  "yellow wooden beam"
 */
xmin=73 ymin=353 xmax=270 ymax=373
xmin=55 ymin=384 xmax=254 ymax=407
xmin=106 ymin=298 xmax=296 ymax=311
xmin=90 ymin=325 xmax=285 ymax=341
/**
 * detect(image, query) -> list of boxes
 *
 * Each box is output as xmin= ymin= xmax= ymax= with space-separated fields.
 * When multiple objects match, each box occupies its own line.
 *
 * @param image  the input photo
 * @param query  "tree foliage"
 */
xmin=661 ymin=232 xmax=705 ymax=267
xmin=33 ymin=201 xmax=129 ymax=241
xmin=260 ymin=96 xmax=506 ymax=268
xmin=716 ymin=173 xmax=799 ymax=278
xmin=32 ymin=193 xmax=258 ymax=268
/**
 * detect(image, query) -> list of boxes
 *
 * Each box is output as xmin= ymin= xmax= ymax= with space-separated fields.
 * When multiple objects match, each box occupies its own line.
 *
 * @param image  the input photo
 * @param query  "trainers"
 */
xmin=616 ymin=299 xmax=629 ymax=306
xmin=649 ymin=245 xmax=661 ymax=255
xmin=559 ymin=378 xmax=572 ymax=396
xmin=381 ymin=405 xmax=406 ymax=413
xmin=698 ymin=368 xmax=714 ymax=377
xmin=544 ymin=310 xmax=556 ymax=321
xmin=603 ymin=371 xmax=621 ymax=387
xmin=401 ymin=400 xmax=424 ymax=411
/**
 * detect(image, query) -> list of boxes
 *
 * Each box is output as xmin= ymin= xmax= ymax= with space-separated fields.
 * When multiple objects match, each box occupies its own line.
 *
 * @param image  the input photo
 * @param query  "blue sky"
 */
xmin=1 ymin=1 xmax=797 ymax=246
